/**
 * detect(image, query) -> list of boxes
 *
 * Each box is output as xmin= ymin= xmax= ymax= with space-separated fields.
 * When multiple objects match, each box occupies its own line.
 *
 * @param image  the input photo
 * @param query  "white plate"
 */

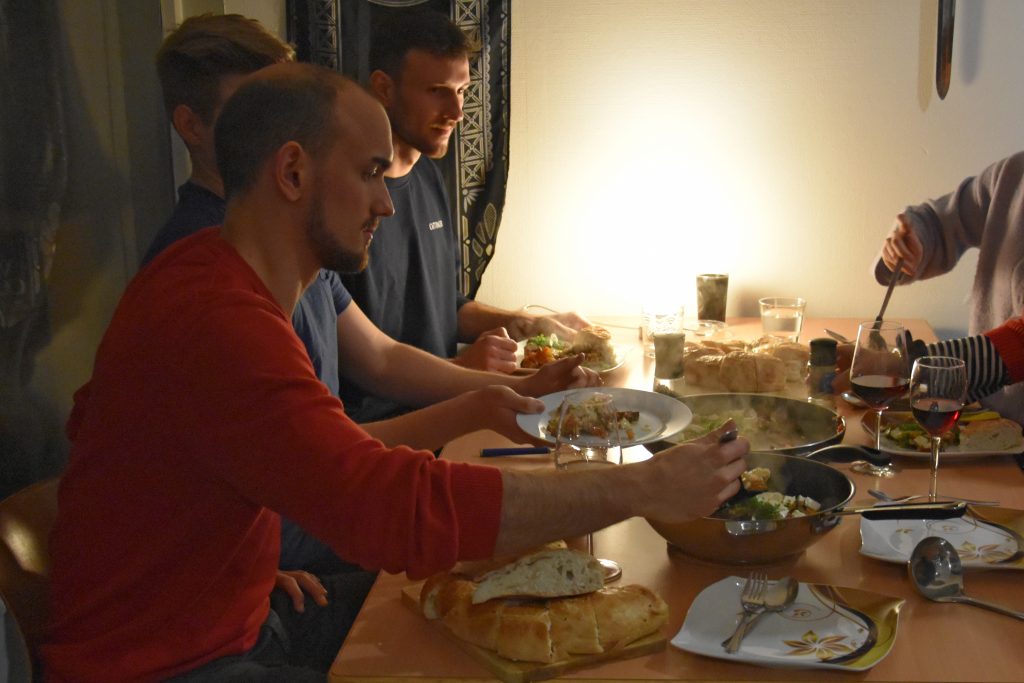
xmin=862 ymin=412 xmax=1024 ymax=460
xmin=515 ymin=339 xmax=627 ymax=374
xmin=517 ymin=387 xmax=692 ymax=448
xmin=860 ymin=508 xmax=1024 ymax=569
xmin=673 ymin=576 xmax=902 ymax=671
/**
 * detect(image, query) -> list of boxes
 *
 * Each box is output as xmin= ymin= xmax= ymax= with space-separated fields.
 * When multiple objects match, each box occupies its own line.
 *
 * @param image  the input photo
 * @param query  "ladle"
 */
xmin=908 ymin=537 xmax=1024 ymax=620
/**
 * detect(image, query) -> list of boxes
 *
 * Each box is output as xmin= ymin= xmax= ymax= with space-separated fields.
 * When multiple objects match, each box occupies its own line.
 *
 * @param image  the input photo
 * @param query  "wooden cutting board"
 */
xmin=400 ymin=583 xmax=666 ymax=683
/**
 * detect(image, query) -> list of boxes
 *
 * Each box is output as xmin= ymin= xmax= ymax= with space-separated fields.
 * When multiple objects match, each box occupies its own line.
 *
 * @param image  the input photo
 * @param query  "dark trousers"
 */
xmin=168 ymin=570 xmax=377 ymax=682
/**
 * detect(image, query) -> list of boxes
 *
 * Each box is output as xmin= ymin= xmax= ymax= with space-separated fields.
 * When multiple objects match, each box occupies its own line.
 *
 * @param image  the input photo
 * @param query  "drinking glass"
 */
xmin=910 ymin=356 xmax=967 ymax=502
xmin=696 ymin=274 xmax=729 ymax=322
xmin=640 ymin=303 xmax=684 ymax=358
xmin=759 ymin=297 xmax=806 ymax=342
xmin=552 ymin=390 xmax=623 ymax=583
xmin=849 ymin=321 xmax=911 ymax=450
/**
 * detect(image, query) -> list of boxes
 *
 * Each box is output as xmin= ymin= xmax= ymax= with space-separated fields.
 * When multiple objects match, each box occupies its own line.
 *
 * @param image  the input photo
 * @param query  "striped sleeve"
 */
xmin=926 ymin=335 xmax=1009 ymax=403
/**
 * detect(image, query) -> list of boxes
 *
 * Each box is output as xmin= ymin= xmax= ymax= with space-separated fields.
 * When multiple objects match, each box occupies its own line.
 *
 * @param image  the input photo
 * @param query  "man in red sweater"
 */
xmin=42 ymin=64 xmax=748 ymax=681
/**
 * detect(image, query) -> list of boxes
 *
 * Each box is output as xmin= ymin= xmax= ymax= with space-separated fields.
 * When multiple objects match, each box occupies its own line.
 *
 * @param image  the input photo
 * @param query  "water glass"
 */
xmin=641 ymin=303 xmax=684 ymax=358
xmin=759 ymin=297 xmax=806 ymax=342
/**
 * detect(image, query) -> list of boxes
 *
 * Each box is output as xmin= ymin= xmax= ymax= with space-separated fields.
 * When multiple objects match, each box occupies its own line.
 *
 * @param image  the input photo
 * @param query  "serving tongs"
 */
xmin=838 ymin=500 xmax=966 ymax=521
xmin=868 ymin=257 xmax=903 ymax=348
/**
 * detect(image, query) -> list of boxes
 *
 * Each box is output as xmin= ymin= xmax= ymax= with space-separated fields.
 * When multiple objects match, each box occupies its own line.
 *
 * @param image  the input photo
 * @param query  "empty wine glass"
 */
xmin=910 ymin=356 xmax=967 ymax=502
xmin=850 ymin=321 xmax=911 ymax=450
xmin=552 ymin=390 xmax=623 ymax=583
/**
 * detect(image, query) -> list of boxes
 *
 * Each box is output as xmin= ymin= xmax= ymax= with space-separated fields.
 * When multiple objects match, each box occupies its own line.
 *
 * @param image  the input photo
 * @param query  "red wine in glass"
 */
xmin=851 ymin=374 xmax=910 ymax=409
xmin=911 ymin=398 xmax=962 ymax=436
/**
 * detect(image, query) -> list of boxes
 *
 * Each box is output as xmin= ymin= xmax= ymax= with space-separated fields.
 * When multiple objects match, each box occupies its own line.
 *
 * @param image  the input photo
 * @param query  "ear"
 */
xmin=368 ymin=69 xmax=394 ymax=106
xmin=170 ymin=104 xmax=206 ymax=147
xmin=273 ymin=141 xmax=308 ymax=202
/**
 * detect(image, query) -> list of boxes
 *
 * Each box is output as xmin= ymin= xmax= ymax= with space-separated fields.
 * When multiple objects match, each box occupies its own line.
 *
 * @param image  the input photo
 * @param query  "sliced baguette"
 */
xmin=470 ymin=547 xmax=604 ymax=604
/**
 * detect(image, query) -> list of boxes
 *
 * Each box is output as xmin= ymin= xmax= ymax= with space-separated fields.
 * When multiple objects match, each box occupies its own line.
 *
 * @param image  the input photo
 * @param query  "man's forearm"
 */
xmin=362 ymin=393 xmax=482 ymax=450
xmin=493 ymin=465 xmax=643 ymax=557
xmin=457 ymin=300 xmax=527 ymax=342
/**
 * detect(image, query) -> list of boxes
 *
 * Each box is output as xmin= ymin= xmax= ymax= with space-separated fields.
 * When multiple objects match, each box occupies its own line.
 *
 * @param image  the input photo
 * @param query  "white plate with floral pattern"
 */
xmin=860 ymin=506 xmax=1024 ymax=569
xmin=673 ymin=576 xmax=903 ymax=671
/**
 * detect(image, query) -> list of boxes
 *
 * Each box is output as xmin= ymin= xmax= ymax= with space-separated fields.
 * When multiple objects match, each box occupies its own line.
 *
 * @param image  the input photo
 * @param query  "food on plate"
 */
xmin=717 ymin=468 xmax=821 ymax=521
xmin=420 ymin=545 xmax=669 ymax=663
xmin=545 ymin=392 xmax=638 ymax=441
xmin=521 ymin=325 xmax=619 ymax=371
xmin=880 ymin=412 xmax=1022 ymax=452
xmin=683 ymin=339 xmax=808 ymax=392
xmin=521 ymin=333 xmax=570 ymax=369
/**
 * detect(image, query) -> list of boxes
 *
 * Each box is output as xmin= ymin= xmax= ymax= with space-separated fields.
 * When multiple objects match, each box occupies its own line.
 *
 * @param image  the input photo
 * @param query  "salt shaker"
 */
xmin=806 ymin=337 xmax=838 ymax=400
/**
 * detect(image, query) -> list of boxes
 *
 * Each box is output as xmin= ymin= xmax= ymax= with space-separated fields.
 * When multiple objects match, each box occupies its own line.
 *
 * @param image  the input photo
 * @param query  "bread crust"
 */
xmin=470 ymin=547 xmax=604 ymax=604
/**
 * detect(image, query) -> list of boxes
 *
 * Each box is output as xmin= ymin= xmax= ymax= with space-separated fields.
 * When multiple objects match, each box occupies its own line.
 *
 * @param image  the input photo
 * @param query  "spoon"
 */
xmin=908 ymin=537 xmax=1024 ymax=620
xmin=721 ymin=576 xmax=799 ymax=651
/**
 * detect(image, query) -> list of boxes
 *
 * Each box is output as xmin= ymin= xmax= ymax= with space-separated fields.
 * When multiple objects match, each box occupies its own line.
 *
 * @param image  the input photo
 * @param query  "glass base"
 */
xmin=598 ymin=557 xmax=622 ymax=583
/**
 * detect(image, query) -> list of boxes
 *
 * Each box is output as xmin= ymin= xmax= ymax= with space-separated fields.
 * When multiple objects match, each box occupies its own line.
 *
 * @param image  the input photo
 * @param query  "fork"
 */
xmin=722 ymin=572 xmax=767 ymax=653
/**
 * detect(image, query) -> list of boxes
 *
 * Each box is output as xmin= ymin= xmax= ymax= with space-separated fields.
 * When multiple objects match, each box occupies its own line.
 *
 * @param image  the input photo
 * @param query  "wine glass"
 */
xmin=910 ymin=356 xmax=967 ymax=502
xmin=849 ymin=321 xmax=911 ymax=450
xmin=552 ymin=390 xmax=623 ymax=583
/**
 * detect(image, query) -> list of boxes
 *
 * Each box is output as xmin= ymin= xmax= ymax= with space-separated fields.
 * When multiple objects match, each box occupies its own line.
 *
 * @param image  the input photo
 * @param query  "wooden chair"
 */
xmin=0 ymin=478 xmax=60 ymax=678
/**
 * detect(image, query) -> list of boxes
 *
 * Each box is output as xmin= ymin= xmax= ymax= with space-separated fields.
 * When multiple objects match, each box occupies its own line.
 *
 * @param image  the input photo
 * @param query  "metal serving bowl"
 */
xmin=647 ymin=451 xmax=855 ymax=565
xmin=646 ymin=451 xmax=965 ymax=565
xmin=662 ymin=393 xmax=845 ymax=455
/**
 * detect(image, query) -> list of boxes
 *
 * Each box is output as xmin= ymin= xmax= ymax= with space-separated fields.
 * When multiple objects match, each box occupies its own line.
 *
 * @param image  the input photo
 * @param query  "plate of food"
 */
xmin=517 ymin=387 xmax=692 ymax=448
xmin=860 ymin=505 xmax=1024 ymax=569
xmin=862 ymin=410 xmax=1023 ymax=459
xmin=672 ymin=576 xmax=903 ymax=671
xmin=517 ymin=326 xmax=626 ymax=374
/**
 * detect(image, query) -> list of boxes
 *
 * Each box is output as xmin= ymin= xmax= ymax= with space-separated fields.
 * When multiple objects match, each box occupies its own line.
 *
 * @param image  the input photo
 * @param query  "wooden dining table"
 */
xmin=329 ymin=317 xmax=1024 ymax=683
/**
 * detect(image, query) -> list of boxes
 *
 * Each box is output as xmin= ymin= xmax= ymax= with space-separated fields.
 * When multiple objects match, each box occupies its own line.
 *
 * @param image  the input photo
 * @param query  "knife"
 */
xmin=936 ymin=0 xmax=955 ymax=99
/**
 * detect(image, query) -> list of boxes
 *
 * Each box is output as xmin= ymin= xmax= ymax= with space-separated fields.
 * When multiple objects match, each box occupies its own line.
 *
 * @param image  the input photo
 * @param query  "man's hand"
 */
xmin=470 ymin=385 xmax=547 ymax=445
xmin=516 ymin=353 xmax=600 ymax=397
xmin=507 ymin=310 xmax=592 ymax=341
xmin=641 ymin=421 xmax=749 ymax=524
xmin=881 ymin=213 xmax=924 ymax=278
xmin=274 ymin=570 xmax=328 ymax=613
xmin=453 ymin=327 xmax=519 ymax=373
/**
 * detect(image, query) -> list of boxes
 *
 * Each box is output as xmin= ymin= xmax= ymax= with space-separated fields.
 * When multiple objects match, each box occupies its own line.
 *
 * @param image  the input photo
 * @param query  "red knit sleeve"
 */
xmin=984 ymin=317 xmax=1024 ymax=383
xmin=178 ymin=293 xmax=503 ymax=578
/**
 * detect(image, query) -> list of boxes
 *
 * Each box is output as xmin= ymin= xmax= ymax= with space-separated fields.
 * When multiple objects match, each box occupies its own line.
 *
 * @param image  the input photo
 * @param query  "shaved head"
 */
xmin=215 ymin=62 xmax=375 ymax=200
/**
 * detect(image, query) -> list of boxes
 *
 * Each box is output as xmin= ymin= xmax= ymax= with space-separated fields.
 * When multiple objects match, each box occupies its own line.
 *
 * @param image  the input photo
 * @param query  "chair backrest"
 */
xmin=0 ymin=478 xmax=60 ymax=666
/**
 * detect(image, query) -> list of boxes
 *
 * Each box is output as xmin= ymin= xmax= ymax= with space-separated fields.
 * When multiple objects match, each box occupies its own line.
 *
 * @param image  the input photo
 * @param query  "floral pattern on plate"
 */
xmin=860 ymin=506 xmax=1024 ymax=569
xmin=673 ymin=577 xmax=903 ymax=671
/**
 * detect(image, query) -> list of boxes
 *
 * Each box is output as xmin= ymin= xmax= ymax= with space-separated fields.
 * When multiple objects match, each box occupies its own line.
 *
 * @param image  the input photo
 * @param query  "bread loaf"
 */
xmin=685 ymin=341 xmax=796 ymax=392
xmin=421 ymin=578 xmax=669 ymax=663
xmin=469 ymin=547 xmax=604 ymax=604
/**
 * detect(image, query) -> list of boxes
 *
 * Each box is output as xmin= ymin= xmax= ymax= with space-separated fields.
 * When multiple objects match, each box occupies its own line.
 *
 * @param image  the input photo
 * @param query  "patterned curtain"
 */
xmin=286 ymin=0 xmax=510 ymax=298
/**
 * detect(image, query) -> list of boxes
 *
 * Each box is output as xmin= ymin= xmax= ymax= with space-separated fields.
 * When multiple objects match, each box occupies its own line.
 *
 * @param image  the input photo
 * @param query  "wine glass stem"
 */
xmin=586 ymin=532 xmax=594 ymax=557
xmin=875 ymin=410 xmax=884 ymax=451
xmin=929 ymin=436 xmax=941 ymax=502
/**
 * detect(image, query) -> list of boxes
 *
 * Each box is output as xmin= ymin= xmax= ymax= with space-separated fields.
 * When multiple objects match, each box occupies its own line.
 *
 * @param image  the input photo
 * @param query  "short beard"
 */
xmin=305 ymin=191 xmax=368 ymax=274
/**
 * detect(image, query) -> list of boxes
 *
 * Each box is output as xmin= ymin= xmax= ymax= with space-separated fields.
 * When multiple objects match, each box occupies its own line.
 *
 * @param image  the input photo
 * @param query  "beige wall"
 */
xmin=478 ymin=0 xmax=1024 ymax=337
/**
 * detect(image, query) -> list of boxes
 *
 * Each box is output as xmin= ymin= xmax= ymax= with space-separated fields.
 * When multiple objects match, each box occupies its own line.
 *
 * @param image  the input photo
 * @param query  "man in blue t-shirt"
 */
xmin=343 ymin=11 xmax=592 ymax=422
xmin=151 ymin=14 xmax=598 ymax=574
